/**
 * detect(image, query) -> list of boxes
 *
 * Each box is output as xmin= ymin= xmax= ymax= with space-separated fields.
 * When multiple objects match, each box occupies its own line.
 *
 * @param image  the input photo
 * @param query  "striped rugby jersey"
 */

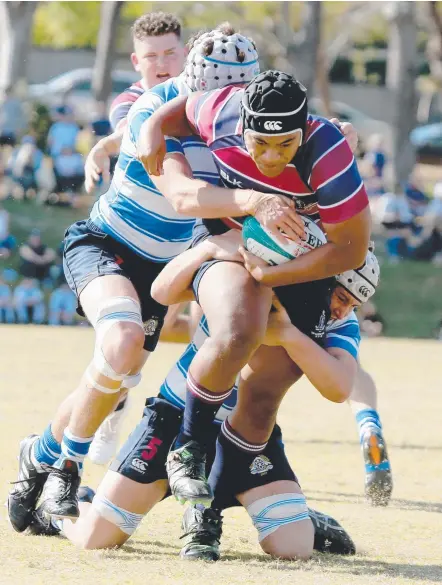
xmin=159 ymin=311 xmax=360 ymax=424
xmin=90 ymin=76 xmax=220 ymax=262
xmin=186 ymin=85 xmax=368 ymax=230
xmin=108 ymin=80 xmax=146 ymax=132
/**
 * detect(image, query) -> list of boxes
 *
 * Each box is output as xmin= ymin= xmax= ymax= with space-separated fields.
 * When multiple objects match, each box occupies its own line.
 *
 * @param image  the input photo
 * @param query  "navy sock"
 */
xmin=175 ymin=373 xmax=233 ymax=449
xmin=208 ymin=421 xmax=268 ymax=510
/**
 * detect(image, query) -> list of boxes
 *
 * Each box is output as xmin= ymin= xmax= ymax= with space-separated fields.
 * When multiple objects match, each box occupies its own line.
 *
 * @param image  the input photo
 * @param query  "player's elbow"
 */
xmin=170 ymin=194 xmax=195 ymax=216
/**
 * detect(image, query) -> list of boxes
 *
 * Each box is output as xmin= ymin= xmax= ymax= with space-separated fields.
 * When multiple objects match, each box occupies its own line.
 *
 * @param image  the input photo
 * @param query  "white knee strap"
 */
xmin=88 ymin=297 xmax=144 ymax=392
xmin=247 ymin=493 xmax=309 ymax=542
xmin=92 ymin=494 xmax=144 ymax=536
xmin=122 ymin=372 xmax=142 ymax=389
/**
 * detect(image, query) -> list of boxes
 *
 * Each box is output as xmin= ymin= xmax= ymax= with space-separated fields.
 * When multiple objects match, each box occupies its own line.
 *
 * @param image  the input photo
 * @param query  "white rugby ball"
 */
xmin=242 ymin=215 xmax=326 ymax=265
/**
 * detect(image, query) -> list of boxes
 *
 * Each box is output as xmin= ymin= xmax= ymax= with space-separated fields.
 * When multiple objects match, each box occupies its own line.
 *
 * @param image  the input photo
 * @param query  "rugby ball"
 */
xmin=242 ymin=215 xmax=326 ymax=265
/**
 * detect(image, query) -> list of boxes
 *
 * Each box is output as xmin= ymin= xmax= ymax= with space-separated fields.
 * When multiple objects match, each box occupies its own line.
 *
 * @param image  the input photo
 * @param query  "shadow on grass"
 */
xmin=283 ymin=438 xmax=442 ymax=451
xmin=307 ymin=489 xmax=442 ymax=513
xmin=223 ymin=552 xmax=442 ymax=582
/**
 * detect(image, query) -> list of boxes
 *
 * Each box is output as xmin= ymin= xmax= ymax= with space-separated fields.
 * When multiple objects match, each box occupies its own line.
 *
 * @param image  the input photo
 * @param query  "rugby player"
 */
xmin=137 ymin=70 xmax=371 ymax=505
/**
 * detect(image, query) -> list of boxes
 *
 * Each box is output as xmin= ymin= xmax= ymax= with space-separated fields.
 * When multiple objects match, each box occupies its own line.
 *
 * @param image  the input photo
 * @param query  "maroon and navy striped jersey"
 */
xmin=186 ymin=85 xmax=368 ymax=230
xmin=108 ymin=80 xmax=145 ymax=132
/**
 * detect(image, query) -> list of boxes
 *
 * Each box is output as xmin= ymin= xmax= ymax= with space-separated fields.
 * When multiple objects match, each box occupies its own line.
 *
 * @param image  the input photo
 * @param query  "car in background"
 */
xmin=309 ymin=98 xmax=393 ymax=155
xmin=410 ymin=123 xmax=442 ymax=164
xmin=28 ymin=68 xmax=139 ymax=124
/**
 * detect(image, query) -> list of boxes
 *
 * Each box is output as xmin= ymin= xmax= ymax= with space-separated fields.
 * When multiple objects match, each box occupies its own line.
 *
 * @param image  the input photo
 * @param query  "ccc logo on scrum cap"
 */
xmin=264 ymin=120 xmax=282 ymax=131
xmin=358 ymin=285 xmax=371 ymax=298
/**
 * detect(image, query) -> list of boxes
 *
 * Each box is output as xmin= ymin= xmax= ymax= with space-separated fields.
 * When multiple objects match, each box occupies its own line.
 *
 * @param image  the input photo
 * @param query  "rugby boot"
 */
xmin=180 ymin=505 xmax=222 ymax=561
xmin=362 ymin=430 xmax=393 ymax=506
xmin=166 ymin=441 xmax=213 ymax=506
xmin=309 ymin=508 xmax=356 ymax=555
xmin=37 ymin=459 xmax=81 ymax=520
xmin=7 ymin=435 xmax=49 ymax=532
xmin=89 ymin=397 xmax=130 ymax=466
xmin=30 ymin=485 xmax=96 ymax=536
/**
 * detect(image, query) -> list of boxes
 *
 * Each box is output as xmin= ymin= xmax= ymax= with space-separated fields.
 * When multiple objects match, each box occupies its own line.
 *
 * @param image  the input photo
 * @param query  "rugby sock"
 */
xmin=208 ymin=421 xmax=268 ymax=511
xmin=55 ymin=428 xmax=94 ymax=473
xmin=32 ymin=424 xmax=62 ymax=470
xmin=175 ymin=372 xmax=233 ymax=449
xmin=355 ymin=408 xmax=383 ymax=443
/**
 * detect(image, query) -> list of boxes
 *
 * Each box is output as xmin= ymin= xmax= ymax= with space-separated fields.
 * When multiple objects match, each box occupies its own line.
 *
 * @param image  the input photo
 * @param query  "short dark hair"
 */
xmin=131 ymin=12 xmax=181 ymax=42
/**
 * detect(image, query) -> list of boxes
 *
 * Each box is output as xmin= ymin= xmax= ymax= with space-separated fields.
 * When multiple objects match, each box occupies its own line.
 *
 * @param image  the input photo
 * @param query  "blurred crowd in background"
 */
xmin=0 ymin=1 xmax=442 ymax=338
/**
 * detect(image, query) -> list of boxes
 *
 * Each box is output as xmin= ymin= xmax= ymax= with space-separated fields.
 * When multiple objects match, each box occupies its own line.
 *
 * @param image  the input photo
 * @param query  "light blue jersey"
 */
xmin=90 ymin=76 xmax=219 ymax=262
xmin=160 ymin=311 xmax=361 ymax=424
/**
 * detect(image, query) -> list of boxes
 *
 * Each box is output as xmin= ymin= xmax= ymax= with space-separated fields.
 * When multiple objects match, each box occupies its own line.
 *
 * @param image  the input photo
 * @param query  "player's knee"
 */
xmin=214 ymin=322 xmax=264 ymax=362
xmin=260 ymin=521 xmax=314 ymax=560
xmin=105 ymin=322 xmax=144 ymax=365
xmin=247 ymin=492 xmax=313 ymax=560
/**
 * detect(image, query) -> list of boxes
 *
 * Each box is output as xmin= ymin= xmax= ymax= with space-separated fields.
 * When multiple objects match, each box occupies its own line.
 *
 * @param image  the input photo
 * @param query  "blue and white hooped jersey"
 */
xmin=159 ymin=311 xmax=361 ymax=424
xmin=90 ymin=76 xmax=219 ymax=263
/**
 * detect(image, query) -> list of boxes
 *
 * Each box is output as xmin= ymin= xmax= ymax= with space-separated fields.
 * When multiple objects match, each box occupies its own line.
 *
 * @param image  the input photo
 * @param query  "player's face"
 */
xmin=330 ymin=285 xmax=362 ymax=321
xmin=244 ymin=130 xmax=302 ymax=177
xmin=131 ymin=33 xmax=185 ymax=88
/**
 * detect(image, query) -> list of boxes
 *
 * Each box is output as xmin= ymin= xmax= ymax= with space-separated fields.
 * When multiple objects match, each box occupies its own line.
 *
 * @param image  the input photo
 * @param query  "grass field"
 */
xmin=1 ymin=327 xmax=441 ymax=585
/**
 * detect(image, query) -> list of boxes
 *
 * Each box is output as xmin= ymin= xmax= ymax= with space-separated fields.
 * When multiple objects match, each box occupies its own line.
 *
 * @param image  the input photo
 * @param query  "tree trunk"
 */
xmin=92 ymin=1 xmax=123 ymax=103
xmin=386 ymin=2 xmax=418 ymax=191
xmin=286 ymin=2 xmax=321 ymax=98
xmin=0 ymin=1 xmax=37 ymax=92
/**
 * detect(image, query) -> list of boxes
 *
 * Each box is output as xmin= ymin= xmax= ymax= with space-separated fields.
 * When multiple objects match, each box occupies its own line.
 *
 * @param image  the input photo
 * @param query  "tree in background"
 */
xmin=92 ymin=1 xmax=123 ymax=103
xmin=385 ymin=2 xmax=418 ymax=190
xmin=0 ymin=1 xmax=38 ymax=92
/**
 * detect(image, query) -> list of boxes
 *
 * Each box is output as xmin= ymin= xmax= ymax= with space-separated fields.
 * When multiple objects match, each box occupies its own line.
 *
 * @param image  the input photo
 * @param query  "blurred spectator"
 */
xmin=48 ymin=283 xmax=77 ymax=326
xmin=0 ymin=86 xmax=26 ymax=149
xmin=0 ymin=276 xmax=15 ymax=323
xmin=0 ymin=203 xmax=16 ymax=259
xmin=90 ymin=101 xmax=111 ymax=143
xmin=408 ymin=181 xmax=442 ymax=263
xmin=18 ymin=229 xmax=56 ymax=281
xmin=13 ymin=278 xmax=45 ymax=324
xmin=376 ymin=188 xmax=413 ymax=263
xmin=363 ymin=134 xmax=387 ymax=197
xmin=6 ymin=135 xmax=44 ymax=199
xmin=358 ymin=300 xmax=385 ymax=338
xmin=53 ymin=147 xmax=85 ymax=202
xmin=47 ymin=105 xmax=80 ymax=158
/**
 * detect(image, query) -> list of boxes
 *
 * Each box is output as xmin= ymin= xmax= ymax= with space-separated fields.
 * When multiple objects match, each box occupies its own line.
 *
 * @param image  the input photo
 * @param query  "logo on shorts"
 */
xmin=130 ymin=458 xmax=148 ymax=473
xmin=264 ymin=120 xmax=282 ymax=132
xmin=312 ymin=310 xmax=326 ymax=339
xmin=144 ymin=318 xmax=159 ymax=336
xmin=250 ymin=455 xmax=274 ymax=476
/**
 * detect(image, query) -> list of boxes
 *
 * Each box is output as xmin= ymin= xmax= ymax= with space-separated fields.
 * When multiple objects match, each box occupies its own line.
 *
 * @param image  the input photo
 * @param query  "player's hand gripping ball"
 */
xmin=242 ymin=215 xmax=326 ymax=265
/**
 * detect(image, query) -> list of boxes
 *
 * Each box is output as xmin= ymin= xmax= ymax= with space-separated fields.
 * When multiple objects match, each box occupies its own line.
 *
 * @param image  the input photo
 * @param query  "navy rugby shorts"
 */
xmin=63 ymin=219 xmax=167 ymax=351
xmin=110 ymin=396 xmax=296 ymax=510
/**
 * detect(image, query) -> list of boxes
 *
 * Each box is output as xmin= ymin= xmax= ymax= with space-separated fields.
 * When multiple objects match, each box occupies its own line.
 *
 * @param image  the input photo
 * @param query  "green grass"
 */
xmin=2 ymin=198 xmax=441 ymax=339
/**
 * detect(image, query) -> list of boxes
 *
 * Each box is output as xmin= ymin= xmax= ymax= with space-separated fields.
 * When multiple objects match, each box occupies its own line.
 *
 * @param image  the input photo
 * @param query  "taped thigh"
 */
xmin=246 ymin=493 xmax=309 ymax=542
xmin=91 ymin=494 xmax=144 ymax=536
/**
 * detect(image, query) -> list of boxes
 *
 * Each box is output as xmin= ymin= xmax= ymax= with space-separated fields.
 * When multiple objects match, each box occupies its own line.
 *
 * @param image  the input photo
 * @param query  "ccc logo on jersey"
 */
xmin=263 ymin=120 xmax=282 ymax=131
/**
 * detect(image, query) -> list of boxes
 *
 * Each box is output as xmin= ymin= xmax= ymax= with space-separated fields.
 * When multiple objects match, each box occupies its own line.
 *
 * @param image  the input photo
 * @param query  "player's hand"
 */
xmin=84 ymin=143 xmax=111 ymax=193
xmin=330 ymin=118 xmax=358 ymax=154
xmin=238 ymin=246 xmax=269 ymax=282
xmin=206 ymin=230 xmax=243 ymax=262
xmin=264 ymin=298 xmax=296 ymax=346
xmin=250 ymin=192 xmax=305 ymax=244
xmin=137 ymin=118 xmax=166 ymax=176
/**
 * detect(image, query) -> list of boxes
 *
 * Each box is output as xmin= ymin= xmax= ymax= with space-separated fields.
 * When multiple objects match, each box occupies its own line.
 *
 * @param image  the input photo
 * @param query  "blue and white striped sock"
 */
xmin=32 ymin=425 xmax=62 ymax=469
xmin=55 ymin=428 xmax=93 ymax=474
xmin=355 ymin=408 xmax=382 ymax=444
